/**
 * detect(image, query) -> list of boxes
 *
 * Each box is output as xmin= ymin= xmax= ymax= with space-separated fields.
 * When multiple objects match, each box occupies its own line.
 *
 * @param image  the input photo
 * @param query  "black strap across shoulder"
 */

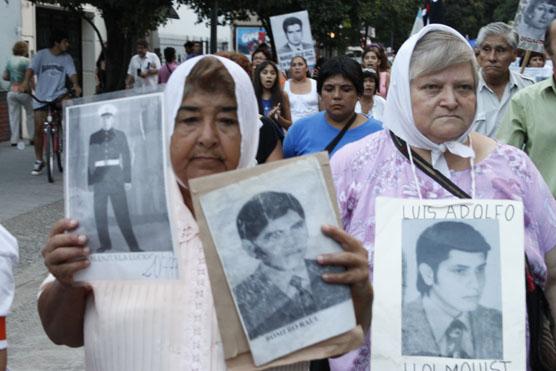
xmin=390 ymin=130 xmax=556 ymax=370
xmin=389 ymin=130 xmax=471 ymax=199
xmin=324 ymin=113 xmax=358 ymax=154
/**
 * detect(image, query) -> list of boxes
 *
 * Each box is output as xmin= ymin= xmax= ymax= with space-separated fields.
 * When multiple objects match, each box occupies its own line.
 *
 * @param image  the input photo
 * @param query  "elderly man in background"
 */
xmin=474 ymin=22 xmax=534 ymax=137
xmin=125 ymin=39 xmax=161 ymax=89
xmin=498 ymin=19 xmax=556 ymax=198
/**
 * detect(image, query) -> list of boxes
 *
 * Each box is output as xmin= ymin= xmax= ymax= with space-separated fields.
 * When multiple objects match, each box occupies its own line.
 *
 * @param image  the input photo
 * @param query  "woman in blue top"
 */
xmin=253 ymin=61 xmax=292 ymax=130
xmin=283 ymin=56 xmax=383 ymax=157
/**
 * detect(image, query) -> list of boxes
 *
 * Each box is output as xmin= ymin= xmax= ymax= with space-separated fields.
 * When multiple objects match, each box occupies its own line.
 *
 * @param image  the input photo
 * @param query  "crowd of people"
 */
xmin=2 ymin=14 xmax=556 ymax=371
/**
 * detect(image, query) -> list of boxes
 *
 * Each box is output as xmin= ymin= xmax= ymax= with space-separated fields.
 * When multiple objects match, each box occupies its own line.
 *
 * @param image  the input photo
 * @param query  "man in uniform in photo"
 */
xmin=278 ymin=16 xmax=314 ymax=54
xmin=402 ymin=221 xmax=502 ymax=359
xmin=88 ymin=104 xmax=142 ymax=253
xmin=234 ymin=191 xmax=350 ymax=340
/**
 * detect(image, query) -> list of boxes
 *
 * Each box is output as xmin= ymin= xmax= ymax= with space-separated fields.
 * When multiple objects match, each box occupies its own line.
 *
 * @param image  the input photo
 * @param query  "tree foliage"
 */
xmin=183 ymin=0 xmax=370 ymax=53
xmin=30 ymin=0 xmax=523 ymax=91
xmin=31 ymin=0 xmax=178 ymax=91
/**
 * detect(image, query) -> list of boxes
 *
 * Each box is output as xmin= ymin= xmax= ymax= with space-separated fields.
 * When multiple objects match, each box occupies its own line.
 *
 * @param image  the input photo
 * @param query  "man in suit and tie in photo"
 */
xmin=88 ymin=104 xmax=142 ymax=253
xmin=278 ymin=17 xmax=314 ymax=55
xmin=402 ymin=221 xmax=502 ymax=359
xmin=233 ymin=191 xmax=350 ymax=340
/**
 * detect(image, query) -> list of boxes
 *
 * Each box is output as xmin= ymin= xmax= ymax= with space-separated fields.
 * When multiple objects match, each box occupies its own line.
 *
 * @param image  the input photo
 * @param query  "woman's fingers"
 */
xmin=318 ymin=251 xmax=365 ymax=268
xmin=44 ymin=246 xmax=90 ymax=267
xmin=42 ymin=233 xmax=87 ymax=257
xmin=319 ymin=225 xmax=370 ymax=284
xmin=43 ymin=218 xmax=90 ymax=286
xmin=48 ymin=218 xmax=79 ymax=238
xmin=321 ymin=224 xmax=367 ymax=255
xmin=50 ymin=260 xmax=91 ymax=286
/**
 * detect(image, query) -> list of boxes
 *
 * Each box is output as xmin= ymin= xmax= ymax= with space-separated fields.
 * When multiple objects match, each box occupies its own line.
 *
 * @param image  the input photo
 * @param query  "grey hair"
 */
xmin=410 ymin=31 xmax=479 ymax=88
xmin=477 ymin=22 xmax=518 ymax=50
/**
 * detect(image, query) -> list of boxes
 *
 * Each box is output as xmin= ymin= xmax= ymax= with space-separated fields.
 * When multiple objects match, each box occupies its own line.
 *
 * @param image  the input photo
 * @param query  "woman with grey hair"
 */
xmin=517 ymin=0 xmax=556 ymax=41
xmin=330 ymin=24 xmax=556 ymax=370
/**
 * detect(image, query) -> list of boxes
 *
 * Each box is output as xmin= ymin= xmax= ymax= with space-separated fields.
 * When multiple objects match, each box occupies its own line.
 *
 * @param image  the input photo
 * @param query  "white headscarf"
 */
xmin=383 ymin=24 xmax=477 ymax=178
xmin=164 ymin=55 xmax=261 ymax=172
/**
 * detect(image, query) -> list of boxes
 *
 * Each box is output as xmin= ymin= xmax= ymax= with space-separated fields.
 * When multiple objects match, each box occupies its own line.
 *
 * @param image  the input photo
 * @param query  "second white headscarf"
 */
xmin=382 ymin=24 xmax=477 ymax=179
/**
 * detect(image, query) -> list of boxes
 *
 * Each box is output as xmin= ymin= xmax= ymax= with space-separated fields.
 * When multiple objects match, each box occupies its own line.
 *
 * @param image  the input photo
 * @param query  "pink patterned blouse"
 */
xmin=329 ymin=129 xmax=556 ymax=370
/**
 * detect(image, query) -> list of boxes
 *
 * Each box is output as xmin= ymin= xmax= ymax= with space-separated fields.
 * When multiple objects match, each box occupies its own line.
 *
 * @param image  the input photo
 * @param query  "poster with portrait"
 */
xmin=511 ymin=64 xmax=553 ymax=82
xmin=514 ymin=0 xmax=556 ymax=52
xmin=371 ymin=197 xmax=526 ymax=370
xmin=190 ymin=153 xmax=360 ymax=368
xmin=270 ymin=10 xmax=316 ymax=72
xmin=236 ymin=26 xmax=269 ymax=57
xmin=65 ymin=88 xmax=178 ymax=282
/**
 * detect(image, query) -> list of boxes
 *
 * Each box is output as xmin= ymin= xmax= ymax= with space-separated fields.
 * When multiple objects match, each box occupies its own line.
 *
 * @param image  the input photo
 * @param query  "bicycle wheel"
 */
xmin=45 ymin=129 xmax=54 ymax=183
xmin=55 ymin=125 xmax=63 ymax=172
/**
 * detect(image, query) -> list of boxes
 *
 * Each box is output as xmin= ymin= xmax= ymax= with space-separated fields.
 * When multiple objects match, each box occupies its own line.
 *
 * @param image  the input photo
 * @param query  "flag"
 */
xmin=412 ymin=8 xmax=425 ymax=36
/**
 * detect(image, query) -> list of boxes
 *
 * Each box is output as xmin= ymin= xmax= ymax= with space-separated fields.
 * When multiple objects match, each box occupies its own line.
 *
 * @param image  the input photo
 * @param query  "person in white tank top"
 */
xmin=284 ymin=56 xmax=320 ymax=124
xmin=354 ymin=68 xmax=386 ymax=123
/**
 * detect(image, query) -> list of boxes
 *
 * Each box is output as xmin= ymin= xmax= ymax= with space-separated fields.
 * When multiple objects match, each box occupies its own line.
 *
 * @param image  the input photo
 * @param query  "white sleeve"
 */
xmin=151 ymin=53 xmax=161 ymax=69
xmin=0 ymin=225 xmax=18 ymax=318
xmin=127 ymin=56 xmax=135 ymax=76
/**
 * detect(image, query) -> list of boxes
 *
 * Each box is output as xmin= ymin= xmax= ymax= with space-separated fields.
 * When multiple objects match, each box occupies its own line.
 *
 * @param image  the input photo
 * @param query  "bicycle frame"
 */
xmin=29 ymin=94 xmax=65 ymax=182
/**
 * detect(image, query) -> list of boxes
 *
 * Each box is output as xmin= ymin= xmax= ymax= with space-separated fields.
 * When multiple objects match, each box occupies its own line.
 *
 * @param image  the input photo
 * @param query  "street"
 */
xmin=0 ymin=142 xmax=84 ymax=370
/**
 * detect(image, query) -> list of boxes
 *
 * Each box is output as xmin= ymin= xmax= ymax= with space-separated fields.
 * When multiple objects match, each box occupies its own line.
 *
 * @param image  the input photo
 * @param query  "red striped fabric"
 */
xmin=0 ymin=317 xmax=5 ymax=341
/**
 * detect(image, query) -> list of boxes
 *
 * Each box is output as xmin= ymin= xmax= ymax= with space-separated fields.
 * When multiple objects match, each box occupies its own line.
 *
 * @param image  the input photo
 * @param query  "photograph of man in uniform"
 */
xmin=402 ymin=221 xmax=503 ymax=359
xmin=278 ymin=16 xmax=314 ymax=54
xmin=88 ymin=104 xmax=142 ymax=253
xmin=233 ymin=191 xmax=350 ymax=340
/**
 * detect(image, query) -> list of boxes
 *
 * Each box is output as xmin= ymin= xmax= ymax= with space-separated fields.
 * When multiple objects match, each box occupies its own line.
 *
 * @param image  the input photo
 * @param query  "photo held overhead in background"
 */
xmin=270 ymin=10 xmax=317 ymax=72
xmin=514 ymin=0 xmax=556 ymax=52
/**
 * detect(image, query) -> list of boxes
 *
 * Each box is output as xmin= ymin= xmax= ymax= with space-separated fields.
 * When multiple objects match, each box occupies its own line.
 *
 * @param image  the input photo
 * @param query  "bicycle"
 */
xmin=29 ymin=94 xmax=64 ymax=183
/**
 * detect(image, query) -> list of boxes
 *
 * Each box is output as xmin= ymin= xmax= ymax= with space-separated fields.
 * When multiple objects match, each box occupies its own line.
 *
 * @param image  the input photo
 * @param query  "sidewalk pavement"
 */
xmin=0 ymin=142 xmax=84 ymax=370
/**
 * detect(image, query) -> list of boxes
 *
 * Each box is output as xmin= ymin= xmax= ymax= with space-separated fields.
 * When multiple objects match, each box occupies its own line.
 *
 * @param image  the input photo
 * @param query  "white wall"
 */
xmin=81 ymin=5 xmax=106 ymax=96
xmin=157 ymin=4 xmax=233 ymax=62
xmin=0 ymin=0 xmax=22 ymax=91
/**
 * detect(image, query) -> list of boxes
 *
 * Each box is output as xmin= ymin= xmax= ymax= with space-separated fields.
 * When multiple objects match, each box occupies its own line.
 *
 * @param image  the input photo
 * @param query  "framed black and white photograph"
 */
xmin=190 ymin=154 xmax=356 ymax=367
xmin=371 ymin=198 xmax=526 ymax=370
xmin=402 ymin=219 xmax=502 ymax=360
xmin=270 ymin=10 xmax=316 ymax=72
xmin=64 ymin=89 xmax=178 ymax=281
xmin=514 ymin=0 xmax=556 ymax=52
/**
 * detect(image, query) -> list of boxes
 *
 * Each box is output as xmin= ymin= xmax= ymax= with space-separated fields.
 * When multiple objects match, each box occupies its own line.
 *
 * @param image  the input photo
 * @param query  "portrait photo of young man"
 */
xmin=278 ymin=16 xmax=314 ymax=54
xmin=402 ymin=221 xmax=503 ymax=360
xmin=517 ymin=0 xmax=556 ymax=41
xmin=233 ymin=191 xmax=350 ymax=340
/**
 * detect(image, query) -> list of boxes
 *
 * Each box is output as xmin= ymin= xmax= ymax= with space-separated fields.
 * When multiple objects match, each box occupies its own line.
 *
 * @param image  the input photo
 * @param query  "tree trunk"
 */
xmin=103 ymin=13 xmax=133 ymax=92
xmin=260 ymin=17 xmax=277 ymax=62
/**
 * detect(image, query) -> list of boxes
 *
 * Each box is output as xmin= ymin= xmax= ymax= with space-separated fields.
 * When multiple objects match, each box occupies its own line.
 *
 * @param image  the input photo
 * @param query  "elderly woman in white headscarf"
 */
xmin=330 ymin=24 xmax=556 ymax=370
xmin=37 ymin=55 xmax=372 ymax=371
